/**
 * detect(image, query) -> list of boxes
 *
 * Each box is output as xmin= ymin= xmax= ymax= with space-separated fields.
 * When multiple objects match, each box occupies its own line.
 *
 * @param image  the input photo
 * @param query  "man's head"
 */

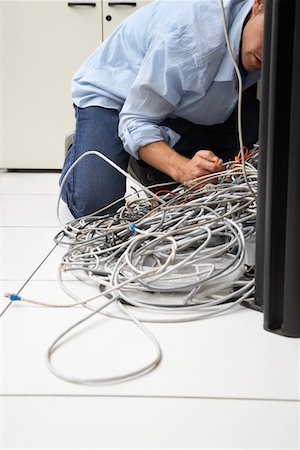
xmin=240 ymin=0 xmax=264 ymax=72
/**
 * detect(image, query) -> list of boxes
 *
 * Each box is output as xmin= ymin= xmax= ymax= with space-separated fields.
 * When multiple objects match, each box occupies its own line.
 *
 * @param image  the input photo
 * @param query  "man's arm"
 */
xmin=139 ymin=141 xmax=224 ymax=184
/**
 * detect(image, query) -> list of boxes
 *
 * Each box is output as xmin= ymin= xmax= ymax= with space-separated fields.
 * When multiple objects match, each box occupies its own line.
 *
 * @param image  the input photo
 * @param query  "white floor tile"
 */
xmin=1 ymin=301 xmax=299 ymax=400
xmin=1 ymin=226 xmax=92 ymax=284
xmin=1 ymin=194 xmax=59 ymax=227
xmin=1 ymin=227 xmax=63 ymax=281
xmin=0 ymin=172 xmax=60 ymax=195
xmin=1 ymin=396 xmax=299 ymax=449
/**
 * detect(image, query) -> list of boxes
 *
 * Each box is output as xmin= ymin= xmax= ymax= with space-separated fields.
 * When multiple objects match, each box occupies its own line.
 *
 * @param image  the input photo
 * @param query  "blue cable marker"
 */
xmin=9 ymin=294 xmax=22 ymax=301
xmin=129 ymin=224 xmax=138 ymax=231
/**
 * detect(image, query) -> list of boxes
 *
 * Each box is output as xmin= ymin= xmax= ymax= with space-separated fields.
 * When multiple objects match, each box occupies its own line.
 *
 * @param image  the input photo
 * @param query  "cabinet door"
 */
xmin=1 ymin=1 xmax=102 ymax=169
xmin=102 ymin=0 xmax=151 ymax=40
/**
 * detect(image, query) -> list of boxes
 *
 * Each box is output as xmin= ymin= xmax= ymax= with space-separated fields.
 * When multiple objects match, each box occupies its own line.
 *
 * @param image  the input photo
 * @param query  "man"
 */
xmin=60 ymin=0 xmax=264 ymax=218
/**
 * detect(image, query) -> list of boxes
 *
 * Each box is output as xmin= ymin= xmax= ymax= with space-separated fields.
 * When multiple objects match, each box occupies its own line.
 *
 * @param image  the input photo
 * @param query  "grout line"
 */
xmin=1 ymin=279 xmax=75 ymax=283
xmin=0 ymin=226 xmax=60 ymax=229
xmin=0 ymin=302 xmax=12 ymax=316
xmin=1 ymin=279 xmax=84 ymax=282
xmin=1 ymin=393 xmax=299 ymax=403
xmin=0 ymin=226 xmax=61 ymax=229
xmin=0 ymin=193 xmax=59 ymax=196
xmin=0 ymin=240 xmax=61 ymax=317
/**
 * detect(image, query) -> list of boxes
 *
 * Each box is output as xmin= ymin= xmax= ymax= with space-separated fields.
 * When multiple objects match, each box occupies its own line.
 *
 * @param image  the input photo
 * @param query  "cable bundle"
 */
xmin=54 ymin=153 xmax=258 ymax=320
xmin=4 ymin=150 xmax=259 ymax=385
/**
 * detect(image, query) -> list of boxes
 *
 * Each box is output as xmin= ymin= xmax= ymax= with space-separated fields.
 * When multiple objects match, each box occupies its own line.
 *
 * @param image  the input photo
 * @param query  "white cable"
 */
xmin=219 ymin=0 xmax=257 ymax=198
xmin=45 ymin=291 xmax=162 ymax=385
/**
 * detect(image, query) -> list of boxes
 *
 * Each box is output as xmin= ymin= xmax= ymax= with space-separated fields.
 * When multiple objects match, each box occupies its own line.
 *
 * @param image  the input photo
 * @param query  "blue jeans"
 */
xmin=60 ymin=105 xmax=129 ymax=218
xmin=60 ymin=90 xmax=259 ymax=218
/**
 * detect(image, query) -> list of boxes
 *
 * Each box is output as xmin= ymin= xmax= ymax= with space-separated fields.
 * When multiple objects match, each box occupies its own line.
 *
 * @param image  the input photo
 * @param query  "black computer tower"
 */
xmin=256 ymin=0 xmax=300 ymax=337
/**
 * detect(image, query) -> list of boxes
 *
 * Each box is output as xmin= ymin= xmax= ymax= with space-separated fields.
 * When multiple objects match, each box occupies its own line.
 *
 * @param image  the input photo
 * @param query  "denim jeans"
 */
xmin=60 ymin=89 xmax=259 ymax=218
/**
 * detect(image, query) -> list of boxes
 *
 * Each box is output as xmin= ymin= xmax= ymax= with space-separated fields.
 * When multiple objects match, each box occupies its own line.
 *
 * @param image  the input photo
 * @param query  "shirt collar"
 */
xmin=214 ymin=0 xmax=254 ymax=82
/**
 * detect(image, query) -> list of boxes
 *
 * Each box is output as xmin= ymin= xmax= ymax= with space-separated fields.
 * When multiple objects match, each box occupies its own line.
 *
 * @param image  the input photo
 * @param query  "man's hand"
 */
xmin=138 ymin=141 xmax=225 ymax=184
xmin=175 ymin=149 xmax=224 ymax=184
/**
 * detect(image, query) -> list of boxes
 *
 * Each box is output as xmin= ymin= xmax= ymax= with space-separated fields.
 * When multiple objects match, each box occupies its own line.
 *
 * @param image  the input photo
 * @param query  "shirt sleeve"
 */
xmin=118 ymin=31 xmax=198 ymax=159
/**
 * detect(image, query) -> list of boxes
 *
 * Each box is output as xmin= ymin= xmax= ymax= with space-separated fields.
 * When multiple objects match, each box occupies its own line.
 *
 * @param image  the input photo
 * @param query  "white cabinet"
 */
xmin=102 ymin=0 xmax=151 ymax=40
xmin=1 ymin=0 xmax=151 ymax=169
xmin=1 ymin=0 xmax=102 ymax=169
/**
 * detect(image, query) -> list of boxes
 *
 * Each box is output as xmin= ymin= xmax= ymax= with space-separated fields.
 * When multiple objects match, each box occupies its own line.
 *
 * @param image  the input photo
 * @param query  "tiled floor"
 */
xmin=0 ymin=171 xmax=299 ymax=450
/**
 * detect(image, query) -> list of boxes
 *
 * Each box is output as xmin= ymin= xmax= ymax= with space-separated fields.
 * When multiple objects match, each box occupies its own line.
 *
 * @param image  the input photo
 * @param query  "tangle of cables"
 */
xmin=55 ymin=149 xmax=258 ymax=320
xmin=4 ymin=0 xmax=261 ymax=385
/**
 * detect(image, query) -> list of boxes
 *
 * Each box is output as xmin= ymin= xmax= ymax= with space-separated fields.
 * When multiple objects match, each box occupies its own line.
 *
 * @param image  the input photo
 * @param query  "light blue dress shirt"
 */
xmin=72 ymin=0 xmax=260 ymax=159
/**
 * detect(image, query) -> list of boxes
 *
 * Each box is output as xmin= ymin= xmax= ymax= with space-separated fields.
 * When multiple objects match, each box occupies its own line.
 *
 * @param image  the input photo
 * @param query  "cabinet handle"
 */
xmin=108 ymin=2 xmax=137 ymax=6
xmin=68 ymin=2 xmax=97 ymax=6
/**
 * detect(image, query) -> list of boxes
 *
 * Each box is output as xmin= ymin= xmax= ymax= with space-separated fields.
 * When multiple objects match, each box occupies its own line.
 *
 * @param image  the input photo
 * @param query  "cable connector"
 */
xmin=4 ymin=292 xmax=22 ymax=301
xmin=129 ymin=224 xmax=138 ymax=231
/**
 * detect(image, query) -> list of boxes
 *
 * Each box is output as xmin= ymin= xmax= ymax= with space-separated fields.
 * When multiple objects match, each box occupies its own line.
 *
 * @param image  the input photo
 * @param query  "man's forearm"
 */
xmin=138 ymin=141 xmax=188 ymax=181
xmin=138 ymin=141 xmax=224 ymax=184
